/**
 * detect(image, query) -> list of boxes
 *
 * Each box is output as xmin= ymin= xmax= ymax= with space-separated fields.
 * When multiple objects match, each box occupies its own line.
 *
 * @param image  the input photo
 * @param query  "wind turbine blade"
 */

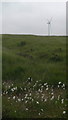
xmin=47 ymin=19 xmax=49 ymax=22
xmin=50 ymin=17 xmax=53 ymax=22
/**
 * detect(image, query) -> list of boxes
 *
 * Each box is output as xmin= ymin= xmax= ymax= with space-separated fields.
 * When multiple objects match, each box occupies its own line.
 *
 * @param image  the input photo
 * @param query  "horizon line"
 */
xmin=0 ymin=33 xmax=66 ymax=36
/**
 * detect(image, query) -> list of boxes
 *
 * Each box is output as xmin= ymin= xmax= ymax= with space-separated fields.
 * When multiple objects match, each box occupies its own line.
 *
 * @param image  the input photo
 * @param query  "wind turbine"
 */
xmin=47 ymin=17 xmax=52 ymax=36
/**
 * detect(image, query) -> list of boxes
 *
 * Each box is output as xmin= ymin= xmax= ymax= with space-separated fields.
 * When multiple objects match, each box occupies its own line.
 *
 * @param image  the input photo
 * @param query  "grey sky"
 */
xmin=1 ymin=0 xmax=67 ymax=2
xmin=1 ymin=2 xmax=66 ymax=35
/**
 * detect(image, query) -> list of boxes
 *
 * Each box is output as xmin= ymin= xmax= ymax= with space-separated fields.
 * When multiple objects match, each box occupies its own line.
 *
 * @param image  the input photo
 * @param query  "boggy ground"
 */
xmin=2 ymin=35 xmax=67 ymax=118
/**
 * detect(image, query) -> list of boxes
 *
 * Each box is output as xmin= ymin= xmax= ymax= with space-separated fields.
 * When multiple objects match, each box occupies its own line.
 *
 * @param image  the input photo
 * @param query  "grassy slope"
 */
xmin=2 ymin=35 xmax=66 ymax=85
xmin=2 ymin=35 xmax=66 ymax=118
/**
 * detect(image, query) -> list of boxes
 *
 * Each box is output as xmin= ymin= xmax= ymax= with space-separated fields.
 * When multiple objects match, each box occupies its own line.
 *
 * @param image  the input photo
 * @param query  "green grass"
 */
xmin=2 ymin=34 xmax=66 ymax=118
xmin=2 ymin=35 xmax=66 ymax=84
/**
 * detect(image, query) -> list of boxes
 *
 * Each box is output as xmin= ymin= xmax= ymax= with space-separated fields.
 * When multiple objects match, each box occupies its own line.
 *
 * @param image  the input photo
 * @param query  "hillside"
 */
xmin=2 ymin=35 xmax=66 ymax=118
xmin=2 ymin=35 xmax=66 ymax=84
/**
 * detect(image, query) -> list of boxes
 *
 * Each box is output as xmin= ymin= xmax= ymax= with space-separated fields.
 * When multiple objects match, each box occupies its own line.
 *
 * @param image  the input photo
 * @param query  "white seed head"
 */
xmin=36 ymin=101 xmax=39 ymax=104
xmin=26 ymin=108 xmax=28 ymax=111
xmin=13 ymin=96 xmax=15 ymax=100
xmin=51 ymin=96 xmax=54 ymax=100
xmin=44 ymin=99 xmax=47 ymax=102
xmin=8 ymin=86 xmax=10 ymax=88
xmin=25 ymin=100 xmax=28 ymax=103
xmin=38 ymin=113 xmax=41 ymax=115
xmin=24 ymin=88 xmax=26 ymax=91
xmin=36 ymin=81 xmax=38 ymax=83
xmin=41 ymin=86 xmax=44 ymax=88
xmin=11 ymin=88 xmax=14 ymax=92
xmin=29 ymin=93 xmax=31 ymax=96
xmin=62 ymin=84 xmax=65 ymax=87
xmin=58 ymin=85 xmax=60 ymax=88
xmin=61 ymin=99 xmax=64 ymax=104
xmin=32 ymin=99 xmax=34 ymax=102
xmin=58 ymin=82 xmax=61 ymax=84
xmin=58 ymin=95 xmax=60 ymax=100
xmin=44 ymin=83 xmax=47 ymax=86
xmin=8 ymin=97 xmax=10 ymax=100
xmin=6 ymin=91 xmax=8 ymax=94
xmin=18 ymin=98 xmax=21 ymax=102
xmin=12 ymin=84 xmax=13 ymax=86
xmin=51 ymin=92 xmax=54 ymax=95
xmin=41 ymin=109 xmax=43 ymax=112
xmin=63 ymin=111 xmax=66 ymax=114
xmin=46 ymin=85 xmax=48 ymax=88
xmin=46 ymin=88 xmax=48 ymax=91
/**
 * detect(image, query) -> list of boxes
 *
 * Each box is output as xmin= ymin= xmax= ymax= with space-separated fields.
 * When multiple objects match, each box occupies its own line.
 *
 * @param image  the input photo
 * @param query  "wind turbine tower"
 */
xmin=47 ymin=18 xmax=52 ymax=36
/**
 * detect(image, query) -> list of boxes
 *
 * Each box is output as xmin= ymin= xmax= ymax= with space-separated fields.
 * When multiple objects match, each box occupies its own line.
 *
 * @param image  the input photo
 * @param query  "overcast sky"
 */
xmin=0 ymin=1 xmax=66 ymax=35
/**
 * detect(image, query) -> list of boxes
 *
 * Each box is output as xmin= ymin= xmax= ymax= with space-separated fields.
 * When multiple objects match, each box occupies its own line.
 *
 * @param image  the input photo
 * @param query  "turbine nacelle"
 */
xmin=47 ymin=21 xmax=51 ymax=24
xmin=47 ymin=17 xmax=52 ymax=24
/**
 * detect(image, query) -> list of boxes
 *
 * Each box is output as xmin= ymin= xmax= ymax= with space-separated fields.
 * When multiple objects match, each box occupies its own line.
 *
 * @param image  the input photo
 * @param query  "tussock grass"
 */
xmin=2 ymin=35 xmax=66 ymax=118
